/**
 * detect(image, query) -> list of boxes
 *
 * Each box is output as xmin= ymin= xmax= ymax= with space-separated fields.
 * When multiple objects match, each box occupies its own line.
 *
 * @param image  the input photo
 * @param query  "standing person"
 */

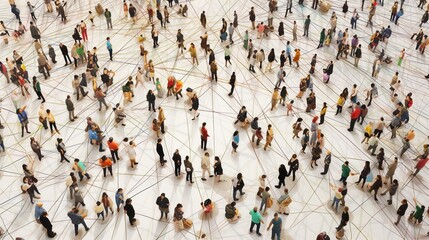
xmin=67 ymin=208 xmax=90 ymax=236
xmin=400 ymin=138 xmax=411 ymax=158
xmin=303 ymin=15 xmax=311 ymax=37
xmin=347 ymin=102 xmax=361 ymax=131
xmin=200 ymin=122 xmax=209 ymax=151
xmin=65 ymin=172 xmax=78 ymax=199
xmin=184 ymin=156 xmax=194 ymax=183
xmin=384 ymin=157 xmax=398 ymax=184
xmin=106 ymin=37 xmax=113 ymax=61
xmin=37 ymin=53 xmax=50 ymax=79
xmin=264 ymin=124 xmax=274 ymax=151
xmin=40 ymin=212 xmax=56 ymax=238
xmin=228 ymin=72 xmax=236 ymax=96
xmin=48 ymin=45 xmax=57 ymax=63
xmin=381 ymin=179 xmax=399 ymax=204
xmin=412 ymin=157 xmax=429 ymax=176
xmin=336 ymin=206 xmax=349 ymax=231
xmin=201 ymin=152 xmax=213 ymax=181
xmin=156 ymin=193 xmax=170 ymax=221
xmin=319 ymin=102 xmax=327 ymax=124
xmin=95 ymin=87 xmax=109 ymax=111
xmin=129 ymin=4 xmax=137 ymax=23
xmin=310 ymin=142 xmax=322 ymax=168
xmin=210 ymin=60 xmax=218 ymax=81
xmin=16 ymin=105 xmax=31 ymax=137
xmin=292 ymin=118 xmax=303 ymax=139
xmin=65 ymin=95 xmax=77 ymax=122
xmin=100 ymin=192 xmax=114 ymax=217
xmin=267 ymin=213 xmax=282 ymax=240
xmin=232 ymin=173 xmax=245 ymax=201
xmin=124 ymin=199 xmax=136 ymax=225
xmin=368 ymin=175 xmax=383 ymax=201
xmin=394 ymin=199 xmax=408 ymax=225
xmin=320 ymin=150 xmax=332 ymax=175
xmin=398 ymin=48 xmax=405 ymax=66
xmin=59 ymin=43 xmax=72 ymax=65
xmin=104 ymin=8 xmax=112 ymax=29
xmin=158 ymin=107 xmax=166 ymax=134
xmin=213 ymin=156 xmax=224 ymax=182
xmin=99 ymin=155 xmax=113 ymax=177
xmin=275 ymin=164 xmax=287 ymax=188
xmin=176 ymin=29 xmax=186 ymax=55
xmin=30 ymin=137 xmax=44 ymax=161
xmin=200 ymin=11 xmax=206 ymax=28
xmin=189 ymin=43 xmax=198 ymax=65
xmin=339 ymin=161 xmax=350 ymax=183
xmin=249 ymin=7 xmax=256 ymax=30
xmin=55 ymin=138 xmax=70 ymax=163
xmin=146 ymin=90 xmax=156 ymax=112
xmin=46 ymin=109 xmax=59 ymax=134
xmin=29 ymin=22 xmax=41 ymax=41
xmin=271 ymin=88 xmax=281 ymax=111
xmin=231 ymin=131 xmax=239 ymax=153
xmin=293 ymin=49 xmax=301 ymax=67
xmin=287 ymin=154 xmax=299 ymax=181
xmin=228 ymin=23 xmax=235 ymax=44
xmin=354 ymin=44 xmax=362 ymax=67
xmin=126 ymin=141 xmax=138 ymax=168
xmin=317 ymin=29 xmax=325 ymax=48
xmin=32 ymin=76 xmax=45 ymax=103
xmin=107 ymin=137 xmax=119 ymax=163
xmin=156 ymin=139 xmax=167 ymax=166
xmin=115 ymin=188 xmax=124 ymax=212
xmin=35 ymin=202 xmax=46 ymax=223
xmin=300 ymin=129 xmax=310 ymax=153
xmin=310 ymin=116 xmax=319 ymax=146
xmin=249 ymin=207 xmax=264 ymax=236
xmin=172 ymin=149 xmax=182 ymax=177
xmin=190 ymin=94 xmax=200 ymax=120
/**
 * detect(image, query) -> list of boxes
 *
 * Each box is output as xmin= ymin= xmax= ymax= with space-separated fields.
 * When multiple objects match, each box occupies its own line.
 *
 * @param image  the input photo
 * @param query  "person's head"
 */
xmin=202 ymin=122 xmax=206 ymax=127
xmin=215 ymin=156 xmax=220 ymax=162
xmin=345 ymin=161 xmax=349 ymax=166
xmin=37 ymin=202 xmax=43 ymax=207
xmin=344 ymin=206 xmax=349 ymax=212
xmin=185 ymin=155 xmax=189 ymax=160
xmin=106 ymin=37 xmax=110 ymax=41
xmin=233 ymin=130 xmax=239 ymax=136
xmin=157 ymin=138 xmax=162 ymax=143
xmin=268 ymin=124 xmax=272 ymax=129
xmin=161 ymin=193 xmax=165 ymax=198
xmin=237 ymin=173 xmax=242 ymax=179
xmin=365 ymin=161 xmax=370 ymax=166
xmin=402 ymin=199 xmax=407 ymax=204
xmin=96 ymin=201 xmax=101 ymax=206
xmin=231 ymin=201 xmax=236 ymax=207
xmin=312 ymin=116 xmax=319 ymax=123
xmin=265 ymin=186 xmax=270 ymax=192
xmin=117 ymin=188 xmax=123 ymax=194
xmin=126 ymin=198 xmax=132 ymax=204
xmin=253 ymin=207 xmax=258 ymax=212
xmin=393 ymin=179 xmax=398 ymax=185
xmin=261 ymin=174 xmax=267 ymax=179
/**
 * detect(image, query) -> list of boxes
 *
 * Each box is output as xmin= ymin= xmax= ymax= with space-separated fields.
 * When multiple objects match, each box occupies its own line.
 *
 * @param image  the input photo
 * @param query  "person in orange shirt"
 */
xmin=405 ymin=129 xmax=415 ymax=141
xmin=107 ymin=137 xmax=119 ymax=163
xmin=174 ymin=80 xmax=183 ymax=100
xmin=293 ymin=49 xmax=301 ymax=67
xmin=99 ymin=155 xmax=113 ymax=177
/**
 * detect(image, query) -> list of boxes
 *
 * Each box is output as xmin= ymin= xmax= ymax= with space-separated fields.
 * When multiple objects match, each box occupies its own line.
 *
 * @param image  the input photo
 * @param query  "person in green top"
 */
xmin=339 ymin=161 xmax=350 ymax=183
xmin=104 ymin=8 xmax=112 ymax=29
xmin=267 ymin=213 xmax=282 ymax=240
xmin=249 ymin=207 xmax=264 ymax=236
xmin=317 ymin=28 xmax=326 ymax=48
xmin=32 ymin=76 xmax=45 ymax=103
xmin=303 ymin=15 xmax=311 ymax=37
xmin=410 ymin=197 xmax=425 ymax=224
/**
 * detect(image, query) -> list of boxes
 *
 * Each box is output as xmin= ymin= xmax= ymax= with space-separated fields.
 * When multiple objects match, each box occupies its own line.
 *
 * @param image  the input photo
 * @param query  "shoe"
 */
xmin=192 ymin=118 xmax=195 ymax=120
xmin=202 ymin=178 xmax=207 ymax=181
xmin=85 ymin=228 xmax=89 ymax=231
xmin=209 ymin=175 xmax=214 ymax=177
xmin=240 ymin=192 xmax=245 ymax=195
xmin=275 ymin=185 xmax=280 ymax=188
xmin=196 ymin=113 xmax=200 ymax=118
xmin=234 ymin=198 xmax=239 ymax=201
xmin=256 ymin=233 xmax=262 ymax=236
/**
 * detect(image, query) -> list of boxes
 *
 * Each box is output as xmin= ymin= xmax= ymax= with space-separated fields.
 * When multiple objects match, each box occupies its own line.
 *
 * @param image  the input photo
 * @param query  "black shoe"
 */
xmin=240 ymin=192 xmax=245 ymax=195
xmin=202 ymin=178 xmax=207 ymax=181
xmin=234 ymin=198 xmax=239 ymax=201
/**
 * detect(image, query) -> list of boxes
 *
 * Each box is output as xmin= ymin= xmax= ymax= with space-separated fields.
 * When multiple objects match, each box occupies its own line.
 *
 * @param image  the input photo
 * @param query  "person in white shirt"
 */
xmin=201 ymin=152 xmax=213 ymax=180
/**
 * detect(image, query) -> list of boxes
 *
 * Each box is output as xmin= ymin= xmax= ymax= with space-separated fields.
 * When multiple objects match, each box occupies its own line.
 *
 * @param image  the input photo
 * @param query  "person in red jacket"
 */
xmin=99 ymin=155 xmax=113 ymax=177
xmin=413 ymin=157 xmax=429 ymax=176
xmin=201 ymin=122 xmax=209 ymax=151
xmin=347 ymin=102 xmax=361 ymax=131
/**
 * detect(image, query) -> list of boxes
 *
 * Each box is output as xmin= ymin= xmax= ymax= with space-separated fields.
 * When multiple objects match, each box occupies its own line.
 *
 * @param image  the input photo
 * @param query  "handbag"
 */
xmin=266 ymin=197 xmax=273 ymax=208
xmin=182 ymin=218 xmax=193 ymax=228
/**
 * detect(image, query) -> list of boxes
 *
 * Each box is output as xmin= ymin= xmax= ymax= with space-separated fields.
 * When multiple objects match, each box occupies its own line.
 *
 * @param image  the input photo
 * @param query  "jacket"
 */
xmin=156 ymin=143 xmax=164 ymax=156
xmin=65 ymin=98 xmax=74 ymax=111
xmin=68 ymin=211 xmax=83 ymax=224
xmin=397 ymin=203 xmax=408 ymax=216
xmin=184 ymin=159 xmax=193 ymax=171
xmin=99 ymin=158 xmax=113 ymax=168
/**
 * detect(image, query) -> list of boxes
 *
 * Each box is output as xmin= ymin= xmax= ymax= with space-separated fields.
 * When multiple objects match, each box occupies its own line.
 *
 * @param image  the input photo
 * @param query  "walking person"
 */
xmin=173 ymin=149 xmax=182 ymax=177
xmin=201 ymin=152 xmax=213 ymax=181
xmin=355 ymin=161 xmax=371 ymax=188
xmin=115 ymin=188 xmax=124 ymax=212
xmin=232 ymin=173 xmax=245 ymax=201
xmin=228 ymin=72 xmax=236 ymax=96
xmin=99 ymin=155 xmax=113 ymax=177
xmin=184 ymin=156 xmax=194 ymax=183
xmin=275 ymin=164 xmax=287 ymax=188
xmin=67 ymin=208 xmax=90 ymax=236
xmin=287 ymin=154 xmax=299 ymax=181
xmin=30 ymin=137 xmax=44 ymax=161
xmin=56 ymin=138 xmax=69 ymax=163
xmin=200 ymin=122 xmax=209 ymax=151
xmin=124 ymin=198 xmax=136 ymax=225
xmin=73 ymin=159 xmax=90 ymax=181
xmin=267 ymin=213 xmax=282 ymax=240
xmin=107 ymin=137 xmax=119 ymax=163
xmin=394 ymin=199 xmax=408 ymax=225
xmin=384 ymin=157 xmax=398 ymax=184
xmin=213 ymin=156 xmax=223 ymax=182
xmin=40 ymin=212 xmax=56 ymax=238
xmin=32 ymin=76 xmax=45 ymax=103
xmin=336 ymin=206 xmax=349 ymax=231
xmin=368 ymin=175 xmax=382 ymax=201
xmin=320 ymin=150 xmax=332 ymax=175
xmin=264 ymin=124 xmax=274 ymax=151
xmin=249 ymin=207 xmax=264 ymax=236
xmin=380 ymin=179 xmax=398 ymax=204
xmin=65 ymin=95 xmax=77 ymax=122
xmin=190 ymin=94 xmax=200 ymax=120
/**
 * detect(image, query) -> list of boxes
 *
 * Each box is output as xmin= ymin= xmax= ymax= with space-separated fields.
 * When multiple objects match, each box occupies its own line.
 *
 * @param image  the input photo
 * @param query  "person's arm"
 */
xmin=267 ymin=219 xmax=273 ymax=230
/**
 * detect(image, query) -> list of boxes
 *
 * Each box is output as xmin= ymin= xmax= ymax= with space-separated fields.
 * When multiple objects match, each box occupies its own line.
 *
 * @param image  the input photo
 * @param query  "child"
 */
xmin=95 ymin=201 xmax=105 ymax=220
xmin=286 ymin=100 xmax=294 ymax=116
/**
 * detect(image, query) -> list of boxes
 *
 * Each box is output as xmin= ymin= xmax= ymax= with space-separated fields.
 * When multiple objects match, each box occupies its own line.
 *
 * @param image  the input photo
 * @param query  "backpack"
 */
xmin=225 ymin=204 xmax=235 ymax=219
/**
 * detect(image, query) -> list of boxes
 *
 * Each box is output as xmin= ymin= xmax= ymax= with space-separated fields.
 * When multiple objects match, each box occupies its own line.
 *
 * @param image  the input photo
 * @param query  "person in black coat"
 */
xmin=72 ymin=26 xmax=82 ymax=44
xmin=172 ymin=149 xmax=182 ymax=177
xmin=355 ymin=161 xmax=370 ymax=188
xmin=368 ymin=174 xmax=382 ymax=201
xmin=320 ymin=150 xmax=331 ymax=175
xmin=336 ymin=206 xmax=349 ymax=231
xmin=394 ymin=199 xmax=408 ymax=225
xmin=287 ymin=154 xmax=299 ymax=181
xmin=228 ymin=72 xmax=236 ymax=96
xmin=275 ymin=164 xmax=287 ymax=188
xmin=310 ymin=142 xmax=322 ymax=168
xmin=189 ymin=94 xmax=200 ymax=120
xmin=156 ymin=138 xmax=167 ymax=166
xmin=124 ymin=198 xmax=136 ymax=225
xmin=278 ymin=22 xmax=284 ymax=38
xmin=146 ymin=90 xmax=156 ymax=112
xmin=59 ymin=43 xmax=72 ymax=65
xmin=40 ymin=212 xmax=56 ymax=238
xmin=324 ymin=61 xmax=334 ymax=82
xmin=156 ymin=193 xmax=170 ymax=220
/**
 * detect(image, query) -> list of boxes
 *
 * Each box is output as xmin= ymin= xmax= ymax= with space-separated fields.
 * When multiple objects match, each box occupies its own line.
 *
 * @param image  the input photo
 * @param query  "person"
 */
xmin=301 ymin=129 xmax=310 ymax=153
xmin=249 ymin=207 xmax=264 ymax=236
xmin=267 ymin=213 xmax=282 ymax=240
xmin=67 ymin=207 xmax=89 ymax=236
xmin=355 ymin=161 xmax=370 ymax=188
xmin=368 ymin=175 xmax=382 ymax=201
xmin=381 ymin=179 xmax=398 ymax=204
xmin=30 ymin=137 xmax=44 ymax=161
xmin=317 ymin=232 xmax=330 ymax=240
xmin=124 ymin=198 xmax=136 ymax=225
xmin=55 ymin=138 xmax=69 ymax=163
xmin=287 ymin=154 xmax=299 ymax=181
xmin=225 ymin=202 xmax=240 ymax=221
xmin=413 ymin=157 xmax=429 ymax=176
xmin=201 ymin=152 xmax=213 ymax=180
xmin=409 ymin=198 xmax=425 ymax=224
xmin=347 ymin=102 xmax=361 ymax=131
xmin=384 ymin=157 xmax=398 ymax=184
xmin=339 ymin=161 xmax=350 ymax=183
xmin=394 ymin=199 xmax=408 ymax=225
xmin=319 ymin=102 xmax=327 ymax=124
xmin=156 ymin=138 xmax=167 ymax=166
xmin=156 ymin=193 xmax=170 ymax=220
xmin=320 ymin=150 xmax=331 ymax=175
xmin=303 ymin=15 xmax=311 ymax=37
xmin=231 ymin=131 xmax=239 ymax=153
xmin=400 ymin=138 xmax=411 ymax=158
xmin=330 ymin=184 xmax=343 ymax=212
xmin=200 ymin=122 xmax=209 ymax=151
xmin=213 ymin=156 xmax=223 ymax=182
xmin=228 ymin=72 xmax=236 ymax=96
xmin=104 ymin=8 xmax=112 ymax=29
xmin=101 ymin=192 xmax=114 ymax=217
xmin=99 ymin=155 xmax=113 ymax=177
xmin=106 ymin=37 xmax=113 ymax=61
xmin=35 ymin=202 xmax=46 ymax=223
xmin=73 ymin=187 xmax=86 ymax=207
xmin=264 ymin=124 xmax=274 ymax=151
xmin=190 ymin=94 xmax=200 ymax=120
xmin=174 ymin=203 xmax=185 ymax=229
xmin=40 ymin=212 xmax=56 ymax=238
xmin=310 ymin=142 xmax=322 ymax=168
xmin=73 ymin=158 xmax=90 ymax=180
xmin=249 ymin=7 xmax=256 ymax=30
xmin=172 ymin=149 xmax=182 ymax=177
xmin=260 ymin=187 xmax=271 ymax=214
xmin=232 ymin=173 xmax=245 ymax=201
xmin=17 ymin=106 xmax=31 ymax=137
xmin=184 ymin=156 xmax=194 ymax=183
xmin=275 ymin=164 xmax=287 ymax=188
xmin=336 ymin=206 xmax=349 ymax=231
xmin=115 ymin=188 xmax=124 ymax=212
xmin=94 ymin=201 xmax=105 ymax=220
xmin=200 ymin=11 xmax=206 ymax=28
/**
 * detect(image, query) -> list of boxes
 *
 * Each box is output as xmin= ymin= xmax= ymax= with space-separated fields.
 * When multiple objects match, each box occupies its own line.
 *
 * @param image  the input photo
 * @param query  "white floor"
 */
xmin=0 ymin=0 xmax=429 ymax=239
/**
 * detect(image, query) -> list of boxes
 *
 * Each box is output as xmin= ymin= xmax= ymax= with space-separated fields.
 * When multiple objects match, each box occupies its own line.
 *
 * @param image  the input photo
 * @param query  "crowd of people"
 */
xmin=1 ymin=0 xmax=429 ymax=239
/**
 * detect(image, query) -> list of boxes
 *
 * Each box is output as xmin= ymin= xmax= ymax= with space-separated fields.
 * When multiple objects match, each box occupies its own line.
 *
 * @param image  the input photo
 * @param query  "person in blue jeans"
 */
xmin=67 ymin=208 xmax=89 ymax=236
xmin=330 ymin=184 xmax=343 ymax=212
xmin=267 ymin=213 xmax=282 ymax=240
xmin=249 ymin=207 xmax=264 ymax=236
